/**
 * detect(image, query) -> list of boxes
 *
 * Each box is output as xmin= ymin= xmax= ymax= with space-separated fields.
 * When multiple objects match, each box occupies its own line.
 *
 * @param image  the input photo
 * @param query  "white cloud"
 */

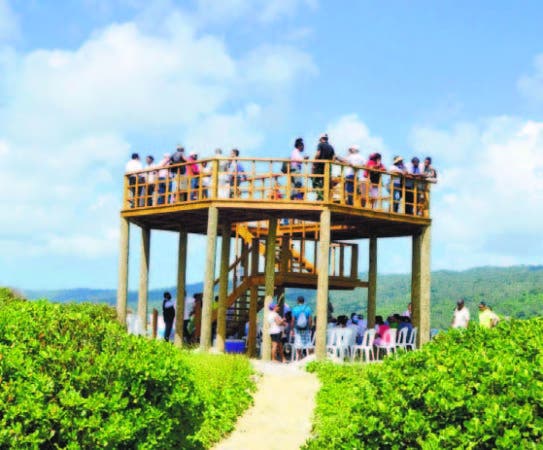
xmin=325 ymin=114 xmax=386 ymax=158
xmin=0 ymin=0 xmax=18 ymax=42
xmin=411 ymin=116 xmax=543 ymax=268
xmin=0 ymin=5 xmax=316 ymax=266
xmin=517 ymin=53 xmax=543 ymax=102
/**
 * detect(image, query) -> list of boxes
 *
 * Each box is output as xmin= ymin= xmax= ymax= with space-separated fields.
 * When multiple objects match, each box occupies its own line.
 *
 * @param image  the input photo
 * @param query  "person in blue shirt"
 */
xmin=290 ymin=296 xmax=313 ymax=360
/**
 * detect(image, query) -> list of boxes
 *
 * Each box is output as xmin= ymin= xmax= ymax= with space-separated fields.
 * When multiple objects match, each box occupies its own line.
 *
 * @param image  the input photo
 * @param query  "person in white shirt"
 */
xmin=290 ymin=137 xmax=307 ymax=200
xmin=157 ymin=153 xmax=171 ymax=205
xmin=451 ymin=299 xmax=470 ymax=329
xmin=268 ymin=303 xmax=287 ymax=363
xmin=144 ymin=155 xmax=158 ymax=206
xmin=344 ymin=145 xmax=365 ymax=205
xmin=125 ymin=153 xmax=143 ymax=207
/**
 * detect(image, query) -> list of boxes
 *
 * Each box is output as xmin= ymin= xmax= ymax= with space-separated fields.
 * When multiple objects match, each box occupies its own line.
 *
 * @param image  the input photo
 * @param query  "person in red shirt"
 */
xmin=363 ymin=153 xmax=386 ymax=208
xmin=187 ymin=152 xmax=200 ymax=200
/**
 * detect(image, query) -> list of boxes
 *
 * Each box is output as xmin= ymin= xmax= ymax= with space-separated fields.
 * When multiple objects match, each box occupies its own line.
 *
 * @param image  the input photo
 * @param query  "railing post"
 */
xmin=340 ymin=245 xmax=345 ymax=277
xmin=151 ymin=308 xmax=158 ymax=338
xmin=324 ymin=161 xmax=331 ymax=203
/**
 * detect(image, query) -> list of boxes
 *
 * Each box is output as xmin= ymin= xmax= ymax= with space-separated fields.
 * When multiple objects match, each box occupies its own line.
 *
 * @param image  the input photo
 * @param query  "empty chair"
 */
xmin=375 ymin=328 xmax=397 ymax=359
xmin=406 ymin=327 xmax=417 ymax=351
xmin=395 ymin=327 xmax=409 ymax=351
xmin=327 ymin=327 xmax=355 ymax=361
xmin=351 ymin=329 xmax=376 ymax=362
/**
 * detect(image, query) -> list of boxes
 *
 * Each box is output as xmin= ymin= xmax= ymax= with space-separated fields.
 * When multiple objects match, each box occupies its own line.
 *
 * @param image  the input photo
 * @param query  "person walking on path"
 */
xmin=162 ymin=291 xmax=175 ymax=342
xmin=478 ymin=301 xmax=500 ymax=328
xmin=268 ymin=303 xmax=287 ymax=363
xmin=291 ymin=296 xmax=313 ymax=360
xmin=451 ymin=299 xmax=470 ymax=329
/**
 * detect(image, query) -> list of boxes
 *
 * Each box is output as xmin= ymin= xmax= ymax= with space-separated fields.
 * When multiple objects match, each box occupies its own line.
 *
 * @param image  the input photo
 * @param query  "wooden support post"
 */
xmin=280 ymin=236 xmax=290 ymax=273
xmin=200 ymin=206 xmax=219 ymax=351
xmin=247 ymin=238 xmax=259 ymax=357
xmin=261 ymin=218 xmax=277 ymax=361
xmin=412 ymin=226 xmax=431 ymax=347
xmin=315 ymin=208 xmax=331 ymax=360
xmin=116 ymin=217 xmax=130 ymax=326
xmin=216 ymin=221 xmax=231 ymax=353
xmin=351 ymin=244 xmax=359 ymax=279
xmin=137 ymin=226 xmax=150 ymax=335
xmin=174 ymin=228 xmax=187 ymax=348
xmin=151 ymin=308 xmax=158 ymax=338
xmin=367 ymin=237 xmax=377 ymax=329
xmin=339 ymin=245 xmax=345 ymax=277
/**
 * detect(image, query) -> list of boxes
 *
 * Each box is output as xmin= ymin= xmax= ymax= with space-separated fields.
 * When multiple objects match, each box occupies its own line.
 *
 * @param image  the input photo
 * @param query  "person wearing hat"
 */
xmin=170 ymin=146 xmax=188 ymax=201
xmin=478 ymin=302 xmax=500 ymax=329
xmin=312 ymin=133 xmax=336 ymax=201
xmin=363 ymin=152 xmax=386 ymax=209
xmin=186 ymin=151 xmax=200 ymax=200
xmin=389 ymin=155 xmax=407 ymax=213
xmin=291 ymin=296 xmax=313 ymax=360
xmin=268 ymin=303 xmax=287 ymax=363
xmin=451 ymin=299 xmax=470 ymax=329
xmin=343 ymin=145 xmax=365 ymax=205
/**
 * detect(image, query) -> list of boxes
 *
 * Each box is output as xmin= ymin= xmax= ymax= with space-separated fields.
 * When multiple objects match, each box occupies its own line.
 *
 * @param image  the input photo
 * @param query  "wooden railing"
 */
xmin=123 ymin=157 xmax=433 ymax=217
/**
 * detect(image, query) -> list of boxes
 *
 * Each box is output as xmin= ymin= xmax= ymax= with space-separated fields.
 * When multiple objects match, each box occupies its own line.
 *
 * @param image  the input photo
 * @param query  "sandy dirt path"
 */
xmin=213 ymin=359 xmax=320 ymax=450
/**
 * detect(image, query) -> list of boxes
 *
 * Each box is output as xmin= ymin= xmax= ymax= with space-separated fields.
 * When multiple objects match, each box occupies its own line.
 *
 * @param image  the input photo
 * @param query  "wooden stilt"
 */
xmin=137 ymin=226 xmax=150 ymax=335
xmin=261 ymin=218 xmax=277 ymax=361
xmin=247 ymin=238 xmax=259 ymax=357
xmin=315 ymin=208 xmax=331 ymax=360
xmin=174 ymin=228 xmax=187 ymax=348
xmin=116 ymin=217 xmax=130 ymax=326
xmin=200 ymin=206 xmax=219 ymax=351
xmin=412 ymin=225 xmax=431 ymax=346
xmin=216 ymin=221 xmax=231 ymax=352
xmin=367 ymin=237 xmax=377 ymax=329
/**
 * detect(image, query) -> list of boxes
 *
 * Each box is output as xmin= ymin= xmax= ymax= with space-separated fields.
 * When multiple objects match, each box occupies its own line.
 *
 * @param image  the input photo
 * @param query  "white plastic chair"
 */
xmin=351 ymin=329 xmax=376 ymax=362
xmin=375 ymin=328 xmax=397 ymax=359
xmin=327 ymin=327 xmax=354 ymax=361
xmin=395 ymin=327 xmax=409 ymax=351
xmin=406 ymin=327 xmax=417 ymax=351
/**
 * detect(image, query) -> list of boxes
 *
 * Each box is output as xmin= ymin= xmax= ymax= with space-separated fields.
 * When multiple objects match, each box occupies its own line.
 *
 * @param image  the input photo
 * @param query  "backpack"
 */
xmin=296 ymin=307 xmax=308 ymax=329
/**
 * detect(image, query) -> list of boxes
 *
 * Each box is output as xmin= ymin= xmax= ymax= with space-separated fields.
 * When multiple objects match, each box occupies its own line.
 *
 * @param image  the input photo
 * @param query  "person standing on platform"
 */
xmin=451 ymin=299 xmax=470 ymax=329
xmin=312 ymin=133 xmax=335 ymax=200
xmin=290 ymin=137 xmax=307 ymax=200
xmin=125 ymin=153 xmax=143 ymax=207
xmin=389 ymin=156 xmax=407 ymax=213
xmin=162 ymin=292 xmax=175 ymax=342
xmin=344 ymin=145 xmax=364 ymax=205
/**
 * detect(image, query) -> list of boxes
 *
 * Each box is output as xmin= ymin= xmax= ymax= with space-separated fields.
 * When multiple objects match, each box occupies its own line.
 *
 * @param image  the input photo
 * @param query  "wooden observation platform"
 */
xmin=116 ymin=157 xmax=432 ymax=359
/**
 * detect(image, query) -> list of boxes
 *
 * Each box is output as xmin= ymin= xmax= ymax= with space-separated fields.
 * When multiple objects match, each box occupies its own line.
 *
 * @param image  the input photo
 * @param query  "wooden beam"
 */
xmin=261 ymin=217 xmax=277 ymax=361
xmin=351 ymin=244 xmax=359 ymax=279
xmin=367 ymin=237 xmax=377 ymax=329
xmin=315 ymin=208 xmax=331 ymax=360
xmin=174 ymin=227 xmax=187 ymax=348
xmin=216 ymin=221 xmax=231 ymax=353
xmin=247 ymin=238 xmax=259 ymax=357
xmin=137 ymin=226 xmax=150 ymax=335
xmin=116 ymin=217 xmax=129 ymax=326
xmin=412 ymin=225 xmax=431 ymax=347
xmin=199 ymin=206 xmax=219 ymax=351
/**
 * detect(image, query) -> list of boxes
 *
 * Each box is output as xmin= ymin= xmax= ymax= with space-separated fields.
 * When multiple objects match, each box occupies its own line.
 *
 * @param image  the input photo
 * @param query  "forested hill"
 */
xmin=23 ymin=265 xmax=543 ymax=329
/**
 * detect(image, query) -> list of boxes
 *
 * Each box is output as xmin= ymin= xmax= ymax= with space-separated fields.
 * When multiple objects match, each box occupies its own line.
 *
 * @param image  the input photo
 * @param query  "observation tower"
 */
xmin=116 ymin=156 xmax=432 ymax=360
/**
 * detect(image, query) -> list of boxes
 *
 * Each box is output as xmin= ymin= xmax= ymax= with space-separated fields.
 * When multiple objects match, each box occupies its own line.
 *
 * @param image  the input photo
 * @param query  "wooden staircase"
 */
xmin=211 ymin=222 xmax=365 ymax=338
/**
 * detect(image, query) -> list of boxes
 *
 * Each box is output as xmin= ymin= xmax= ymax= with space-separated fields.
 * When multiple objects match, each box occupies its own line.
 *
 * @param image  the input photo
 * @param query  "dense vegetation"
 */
xmin=306 ymin=318 xmax=543 ymax=449
xmin=23 ymin=266 xmax=543 ymax=330
xmin=0 ymin=288 xmax=255 ymax=449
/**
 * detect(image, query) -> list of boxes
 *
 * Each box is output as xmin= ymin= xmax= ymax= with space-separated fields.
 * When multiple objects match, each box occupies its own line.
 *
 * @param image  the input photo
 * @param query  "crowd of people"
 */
xmin=124 ymin=134 xmax=437 ymax=214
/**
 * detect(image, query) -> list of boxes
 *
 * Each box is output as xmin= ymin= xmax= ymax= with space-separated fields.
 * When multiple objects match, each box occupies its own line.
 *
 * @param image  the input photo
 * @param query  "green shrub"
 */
xmin=306 ymin=319 xmax=543 ymax=449
xmin=0 ymin=294 xmax=255 ymax=449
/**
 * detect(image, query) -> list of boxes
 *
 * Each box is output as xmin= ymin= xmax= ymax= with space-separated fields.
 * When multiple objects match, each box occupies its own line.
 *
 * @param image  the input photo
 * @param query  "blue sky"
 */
xmin=1 ymin=0 xmax=543 ymax=290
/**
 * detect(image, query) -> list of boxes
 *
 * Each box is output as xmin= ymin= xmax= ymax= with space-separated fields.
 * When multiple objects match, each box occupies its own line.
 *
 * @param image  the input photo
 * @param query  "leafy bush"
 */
xmin=0 ymin=294 xmax=254 ymax=449
xmin=306 ymin=320 xmax=543 ymax=449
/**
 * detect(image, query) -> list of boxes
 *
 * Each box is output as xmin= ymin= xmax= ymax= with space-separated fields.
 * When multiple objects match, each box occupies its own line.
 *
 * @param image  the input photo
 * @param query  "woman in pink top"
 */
xmin=364 ymin=153 xmax=386 ymax=208
xmin=373 ymin=315 xmax=390 ymax=346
